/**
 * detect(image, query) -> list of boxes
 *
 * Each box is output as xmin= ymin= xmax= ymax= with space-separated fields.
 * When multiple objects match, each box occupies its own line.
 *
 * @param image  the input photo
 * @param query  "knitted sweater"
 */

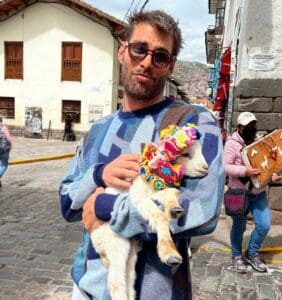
xmin=59 ymin=98 xmax=225 ymax=300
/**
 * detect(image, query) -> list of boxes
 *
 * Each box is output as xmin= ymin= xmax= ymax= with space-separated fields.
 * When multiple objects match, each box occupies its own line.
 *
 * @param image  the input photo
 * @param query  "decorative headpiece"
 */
xmin=139 ymin=123 xmax=201 ymax=190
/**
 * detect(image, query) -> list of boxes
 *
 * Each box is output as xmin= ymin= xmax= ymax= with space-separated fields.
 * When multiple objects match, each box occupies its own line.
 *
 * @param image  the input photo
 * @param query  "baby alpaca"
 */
xmin=89 ymin=124 xmax=208 ymax=300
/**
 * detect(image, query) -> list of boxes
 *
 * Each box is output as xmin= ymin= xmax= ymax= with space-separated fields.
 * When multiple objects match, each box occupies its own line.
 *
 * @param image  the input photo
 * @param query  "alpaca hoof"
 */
xmin=170 ymin=207 xmax=184 ymax=219
xmin=166 ymin=255 xmax=183 ymax=266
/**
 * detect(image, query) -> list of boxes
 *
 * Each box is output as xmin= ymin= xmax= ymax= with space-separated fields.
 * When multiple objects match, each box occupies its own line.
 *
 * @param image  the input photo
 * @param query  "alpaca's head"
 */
xmin=139 ymin=123 xmax=206 ymax=190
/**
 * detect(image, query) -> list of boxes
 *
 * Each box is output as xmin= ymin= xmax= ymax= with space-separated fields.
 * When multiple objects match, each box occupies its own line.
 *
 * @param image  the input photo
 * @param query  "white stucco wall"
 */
xmin=0 ymin=2 xmax=118 ymax=131
xmin=222 ymin=0 xmax=242 ymax=49
xmin=229 ymin=0 xmax=282 ymax=85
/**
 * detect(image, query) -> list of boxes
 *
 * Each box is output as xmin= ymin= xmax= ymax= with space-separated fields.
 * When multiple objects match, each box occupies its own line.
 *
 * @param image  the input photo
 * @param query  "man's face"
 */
xmin=119 ymin=23 xmax=175 ymax=101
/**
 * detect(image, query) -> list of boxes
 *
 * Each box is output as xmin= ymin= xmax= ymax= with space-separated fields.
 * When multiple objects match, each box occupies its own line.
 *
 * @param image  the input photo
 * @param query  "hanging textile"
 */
xmin=211 ymin=56 xmax=222 ymax=102
xmin=213 ymin=47 xmax=231 ymax=110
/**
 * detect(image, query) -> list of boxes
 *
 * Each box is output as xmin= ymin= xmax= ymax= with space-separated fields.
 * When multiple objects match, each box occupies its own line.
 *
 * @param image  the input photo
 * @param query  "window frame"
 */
xmin=0 ymin=97 xmax=15 ymax=119
xmin=4 ymin=41 xmax=23 ymax=80
xmin=61 ymin=100 xmax=81 ymax=123
xmin=61 ymin=42 xmax=82 ymax=82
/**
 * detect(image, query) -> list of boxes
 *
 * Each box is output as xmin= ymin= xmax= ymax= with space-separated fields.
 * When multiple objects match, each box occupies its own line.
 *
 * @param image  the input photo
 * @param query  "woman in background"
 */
xmin=224 ymin=111 xmax=282 ymax=273
xmin=0 ymin=115 xmax=12 ymax=187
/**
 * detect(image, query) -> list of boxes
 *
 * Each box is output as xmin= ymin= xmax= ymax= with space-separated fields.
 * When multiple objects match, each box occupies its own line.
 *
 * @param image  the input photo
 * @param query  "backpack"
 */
xmin=0 ymin=126 xmax=11 ymax=154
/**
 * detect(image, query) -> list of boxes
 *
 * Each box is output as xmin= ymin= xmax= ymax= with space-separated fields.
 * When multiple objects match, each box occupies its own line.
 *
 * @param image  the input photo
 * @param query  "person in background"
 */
xmin=224 ymin=111 xmax=282 ymax=273
xmin=59 ymin=10 xmax=224 ymax=299
xmin=0 ymin=115 xmax=12 ymax=187
xmin=63 ymin=112 xmax=77 ymax=141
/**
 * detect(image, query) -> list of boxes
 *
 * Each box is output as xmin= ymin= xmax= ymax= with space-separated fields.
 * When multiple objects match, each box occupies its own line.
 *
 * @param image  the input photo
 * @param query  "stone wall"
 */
xmin=232 ymin=97 xmax=282 ymax=131
xmin=268 ymin=184 xmax=282 ymax=224
xmin=231 ymin=96 xmax=282 ymax=223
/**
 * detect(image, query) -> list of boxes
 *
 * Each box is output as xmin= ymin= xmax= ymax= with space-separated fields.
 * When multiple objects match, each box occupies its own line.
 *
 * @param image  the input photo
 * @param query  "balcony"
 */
xmin=215 ymin=24 xmax=224 ymax=35
xmin=209 ymin=0 xmax=218 ymax=14
xmin=209 ymin=0 xmax=226 ymax=14
xmin=205 ymin=26 xmax=221 ymax=64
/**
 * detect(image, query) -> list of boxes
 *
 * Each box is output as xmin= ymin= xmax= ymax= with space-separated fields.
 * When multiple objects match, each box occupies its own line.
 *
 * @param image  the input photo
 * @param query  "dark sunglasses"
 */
xmin=125 ymin=41 xmax=175 ymax=68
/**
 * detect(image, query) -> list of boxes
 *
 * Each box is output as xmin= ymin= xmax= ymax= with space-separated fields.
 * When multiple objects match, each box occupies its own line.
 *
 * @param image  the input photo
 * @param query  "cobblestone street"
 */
xmin=0 ymin=137 xmax=80 ymax=299
xmin=0 ymin=137 xmax=281 ymax=299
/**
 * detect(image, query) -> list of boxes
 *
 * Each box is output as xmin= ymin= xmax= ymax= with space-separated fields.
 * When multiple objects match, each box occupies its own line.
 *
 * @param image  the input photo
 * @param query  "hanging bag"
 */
xmin=224 ymin=182 xmax=252 ymax=216
xmin=224 ymin=188 xmax=248 ymax=215
xmin=0 ymin=126 xmax=11 ymax=155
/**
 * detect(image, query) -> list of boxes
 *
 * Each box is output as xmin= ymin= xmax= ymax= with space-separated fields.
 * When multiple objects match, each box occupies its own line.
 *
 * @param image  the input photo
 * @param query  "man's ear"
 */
xmin=118 ymin=42 xmax=126 ymax=64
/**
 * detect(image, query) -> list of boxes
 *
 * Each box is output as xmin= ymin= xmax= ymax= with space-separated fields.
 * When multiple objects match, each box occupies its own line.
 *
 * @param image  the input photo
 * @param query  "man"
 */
xmin=60 ymin=10 xmax=224 ymax=299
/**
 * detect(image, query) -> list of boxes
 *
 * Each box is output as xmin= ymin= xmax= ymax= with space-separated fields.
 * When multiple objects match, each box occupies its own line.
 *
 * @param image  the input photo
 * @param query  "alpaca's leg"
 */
xmin=126 ymin=240 xmax=138 ymax=300
xmin=108 ymin=250 xmax=130 ymax=300
xmin=157 ymin=187 xmax=184 ymax=220
xmin=130 ymin=181 xmax=182 ymax=266
xmin=155 ymin=215 xmax=183 ymax=266
xmin=153 ymin=188 xmax=183 ymax=265
xmin=90 ymin=224 xmax=130 ymax=300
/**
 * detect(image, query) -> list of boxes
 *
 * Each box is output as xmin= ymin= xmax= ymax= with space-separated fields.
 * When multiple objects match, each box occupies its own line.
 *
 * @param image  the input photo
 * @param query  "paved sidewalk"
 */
xmin=8 ymin=136 xmax=77 ymax=162
xmin=0 ymin=136 xmax=281 ymax=299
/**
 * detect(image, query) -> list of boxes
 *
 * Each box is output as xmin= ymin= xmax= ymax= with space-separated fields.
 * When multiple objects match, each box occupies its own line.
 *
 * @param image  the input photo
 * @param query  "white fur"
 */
xmin=90 ymin=141 xmax=208 ymax=300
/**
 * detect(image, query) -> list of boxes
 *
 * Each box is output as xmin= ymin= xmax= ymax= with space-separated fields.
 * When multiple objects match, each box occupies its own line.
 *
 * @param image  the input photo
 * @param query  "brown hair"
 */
xmin=125 ymin=10 xmax=183 ymax=56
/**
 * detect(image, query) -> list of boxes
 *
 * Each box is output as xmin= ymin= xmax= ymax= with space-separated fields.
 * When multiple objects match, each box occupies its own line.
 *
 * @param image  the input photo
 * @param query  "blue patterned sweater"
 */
xmin=59 ymin=98 xmax=225 ymax=299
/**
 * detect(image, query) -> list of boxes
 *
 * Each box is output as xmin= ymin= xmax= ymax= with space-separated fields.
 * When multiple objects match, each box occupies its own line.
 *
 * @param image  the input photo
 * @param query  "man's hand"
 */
xmin=246 ymin=166 xmax=261 ymax=177
xmin=102 ymin=154 xmax=141 ymax=189
xmin=82 ymin=187 xmax=105 ymax=232
xmin=272 ymin=173 xmax=282 ymax=183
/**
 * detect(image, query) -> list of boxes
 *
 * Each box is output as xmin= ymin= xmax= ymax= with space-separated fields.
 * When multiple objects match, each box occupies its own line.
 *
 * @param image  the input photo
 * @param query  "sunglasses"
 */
xmin=125 ymin=41 xmax=175 ymax=68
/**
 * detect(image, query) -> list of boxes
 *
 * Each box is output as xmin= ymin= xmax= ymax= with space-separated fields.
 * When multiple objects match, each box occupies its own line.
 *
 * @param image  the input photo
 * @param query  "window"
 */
xmin=61 ymin=42 xmax=82 ymax=81
xmin=62 ymin=100 xmax=81 ymax=123
xmin=0 ymin=97 xmax=15 ymax=119
xmin=5 ymin=42 xmax=23 ymax=79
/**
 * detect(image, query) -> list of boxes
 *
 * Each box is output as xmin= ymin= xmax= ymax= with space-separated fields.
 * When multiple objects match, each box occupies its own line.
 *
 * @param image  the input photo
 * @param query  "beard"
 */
xmin=121 ymin=63 xmax=168 ymax=100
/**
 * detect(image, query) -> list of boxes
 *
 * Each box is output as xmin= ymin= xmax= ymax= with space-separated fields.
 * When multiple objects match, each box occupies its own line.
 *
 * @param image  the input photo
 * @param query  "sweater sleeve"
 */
xmin=224 ymin=139 xmax=247 ymax=178
xmin=59 ymin=139 xmax=105 ymax=222
xmin=109 ymin=107 xmax=225 ymax=239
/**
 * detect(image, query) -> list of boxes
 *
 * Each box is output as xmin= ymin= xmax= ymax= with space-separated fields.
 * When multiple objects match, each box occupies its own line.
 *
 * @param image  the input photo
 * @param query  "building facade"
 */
xmin=0 ymin=0 xmax=124 ymax=139
xmin=0 ymin=0 xmax=183 ymax=140
xmin=206 ymin=0 xmax=282 ymax=223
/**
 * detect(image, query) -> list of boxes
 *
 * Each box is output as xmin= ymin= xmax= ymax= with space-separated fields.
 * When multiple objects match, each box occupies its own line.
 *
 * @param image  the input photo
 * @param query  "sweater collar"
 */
xmin=118 ymin=97 xmax=173 ymax=119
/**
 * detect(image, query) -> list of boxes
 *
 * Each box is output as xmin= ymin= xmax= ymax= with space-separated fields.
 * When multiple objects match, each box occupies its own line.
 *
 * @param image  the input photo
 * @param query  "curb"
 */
xmin=199 ymin=245 xmax=282 ymax=255
xmin=197 ymin=245 xmax=282 ymax=265
xmin=9 ymin=153 xmax=75 ymax=165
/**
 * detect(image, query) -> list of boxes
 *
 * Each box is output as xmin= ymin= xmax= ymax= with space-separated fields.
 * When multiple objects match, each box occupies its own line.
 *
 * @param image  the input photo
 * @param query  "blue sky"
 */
xmin=85 ymin=1 xmax=214 ymax=64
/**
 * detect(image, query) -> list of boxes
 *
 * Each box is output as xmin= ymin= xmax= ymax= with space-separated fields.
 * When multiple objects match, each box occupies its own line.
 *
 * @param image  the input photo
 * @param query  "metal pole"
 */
xmin=47 ymin=120 xmax=51 ymax=140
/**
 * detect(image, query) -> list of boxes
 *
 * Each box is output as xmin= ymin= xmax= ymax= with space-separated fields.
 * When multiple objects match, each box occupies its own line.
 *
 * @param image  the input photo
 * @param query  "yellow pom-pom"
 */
xmin=160 ymin=124 xmax=176 ymax=139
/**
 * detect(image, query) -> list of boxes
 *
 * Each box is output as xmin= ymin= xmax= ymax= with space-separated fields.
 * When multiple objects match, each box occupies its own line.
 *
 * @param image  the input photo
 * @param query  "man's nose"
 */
xmin=140 ymin=51 xmax=154 ymax=68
